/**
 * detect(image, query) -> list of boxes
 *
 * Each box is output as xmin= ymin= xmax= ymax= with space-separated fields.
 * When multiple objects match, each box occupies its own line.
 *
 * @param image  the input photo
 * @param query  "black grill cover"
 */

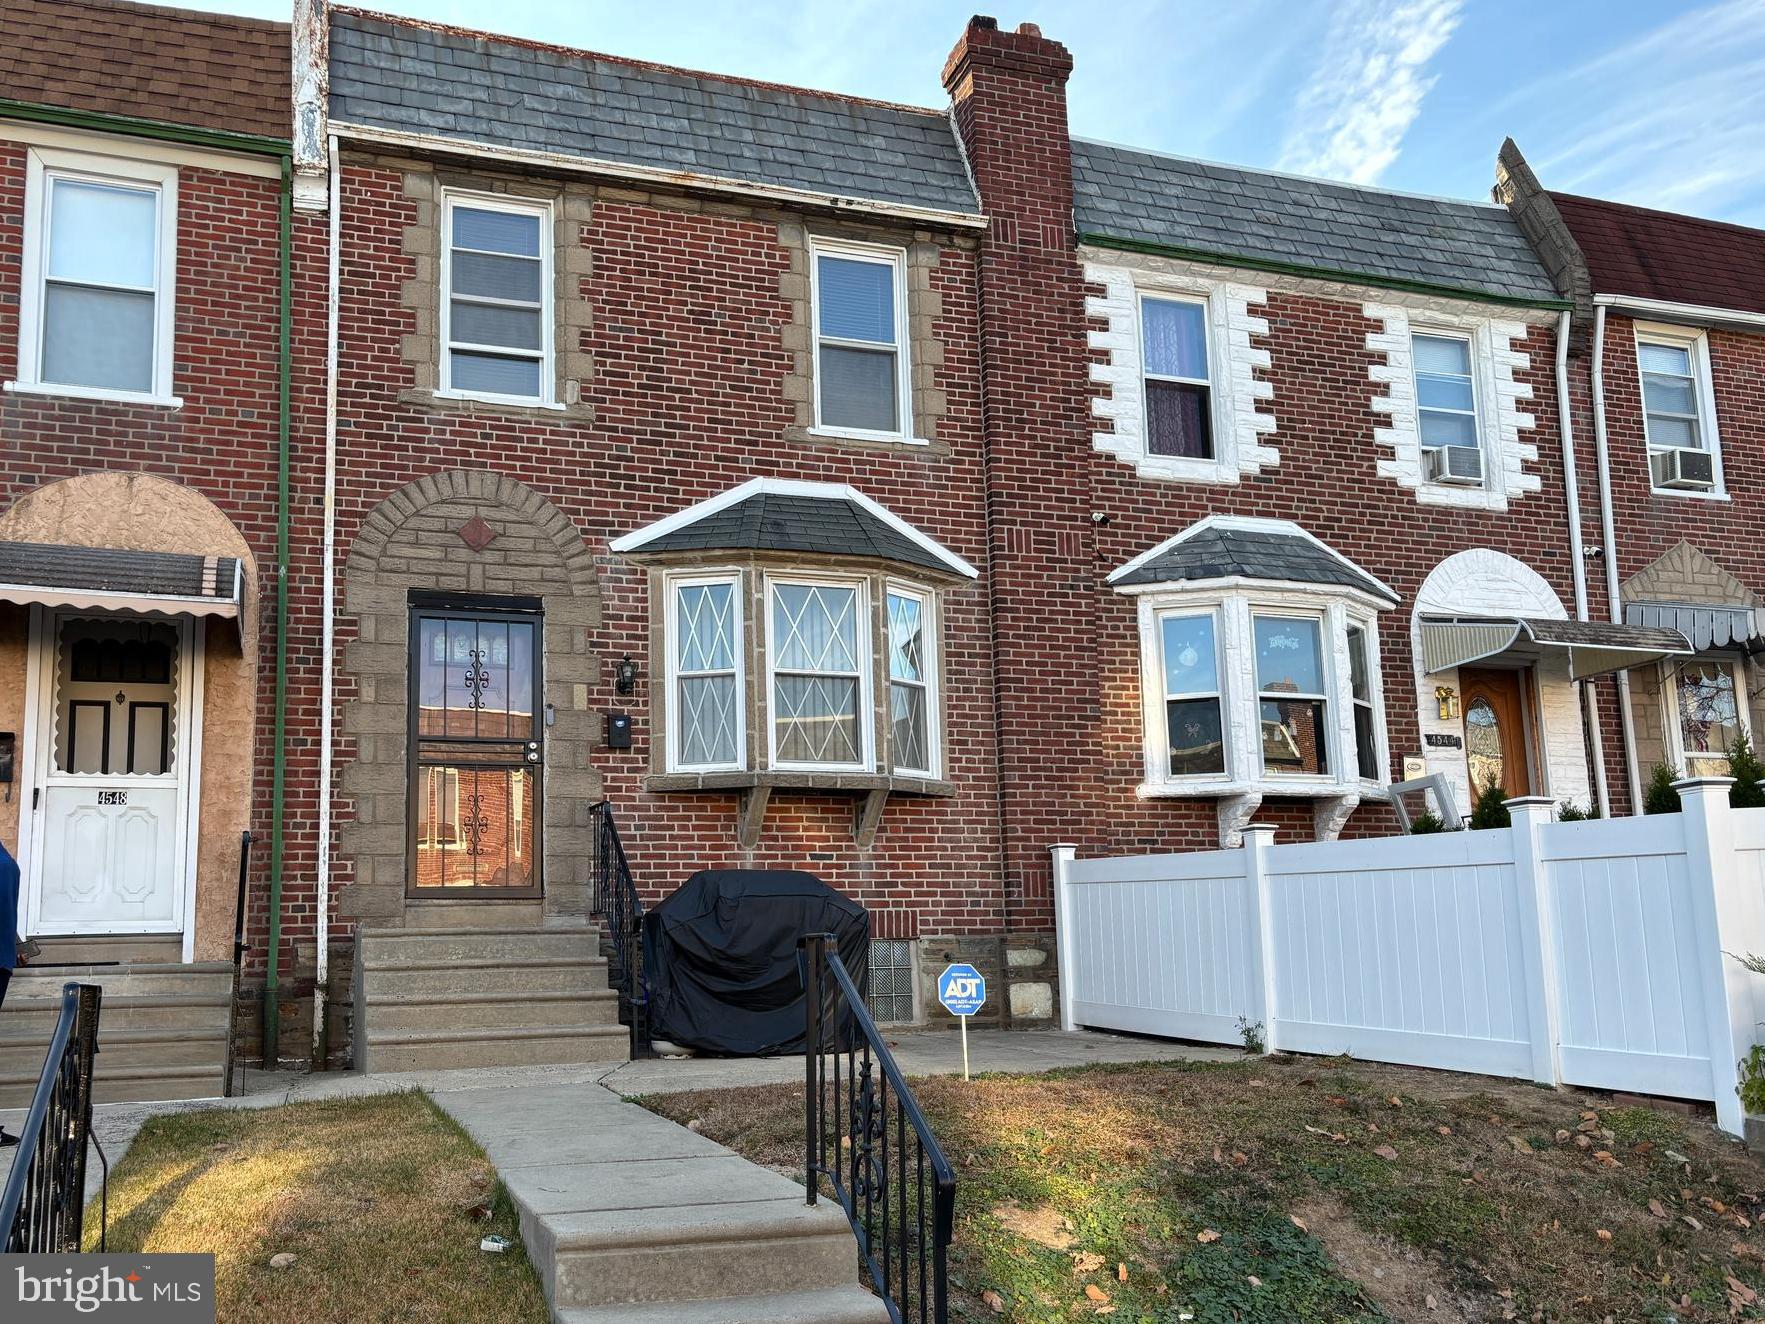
xmin=642 ymin=869 xmax=869 ymax=1056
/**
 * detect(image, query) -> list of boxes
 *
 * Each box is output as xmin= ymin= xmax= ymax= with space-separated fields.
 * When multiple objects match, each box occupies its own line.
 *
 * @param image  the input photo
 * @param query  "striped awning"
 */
xmin=1421 ymin=616 xmax=1692 ymax=680
xmin=0 ymin=541 xmax=243 ymax=618
xmin=1626 ymin=601 xmax=1764 ymax=652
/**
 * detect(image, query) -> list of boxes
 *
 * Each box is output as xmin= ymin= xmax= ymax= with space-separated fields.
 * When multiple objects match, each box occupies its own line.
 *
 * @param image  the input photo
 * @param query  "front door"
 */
xmin=1460 ymin=667 xmax=1532 ymax=801
xmin=26 ymin=612 xmax=199 ymax=934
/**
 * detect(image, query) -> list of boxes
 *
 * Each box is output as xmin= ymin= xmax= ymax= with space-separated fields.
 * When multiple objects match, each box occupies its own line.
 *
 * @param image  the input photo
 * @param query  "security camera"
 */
xmin=1090 ymin=511 xmax=1112 ymax=526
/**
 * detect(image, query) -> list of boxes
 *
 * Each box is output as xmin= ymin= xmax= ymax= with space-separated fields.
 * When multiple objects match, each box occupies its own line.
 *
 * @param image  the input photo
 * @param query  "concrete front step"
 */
xmin=358 ymin=956 xmax=610 ymax=998
xmin=403 ymin=901 xmax=545 ymax=930
xmin=555 ymin=1284 xmax=891 ymax=1324
xmin=365 ymin=989 xmax=621 ymax=1033
xmin=361 ymin=1023 xmax=630 ymax=1073
xmin=0 ymin=992 xmax=232 ymax=1034
xmin=0 ymin=1062 xmax=224 ymax=1108
xmin=535 ymin=1195 xmax=860 ymax=1310
xmin=358 ymin=927 xmax=603 ymax=966
xmin=0 ymin=1025 xmax=226 ymax=1075
xmin=5 ymin=963 xmax=234 ymax=1000
xmin=28 ymin=934 xmax=185 ymax=965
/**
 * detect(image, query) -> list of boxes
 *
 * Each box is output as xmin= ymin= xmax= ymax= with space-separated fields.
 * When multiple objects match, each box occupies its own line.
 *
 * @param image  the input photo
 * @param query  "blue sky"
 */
xmin=184 ymin=0 xmax=1765 ymax=225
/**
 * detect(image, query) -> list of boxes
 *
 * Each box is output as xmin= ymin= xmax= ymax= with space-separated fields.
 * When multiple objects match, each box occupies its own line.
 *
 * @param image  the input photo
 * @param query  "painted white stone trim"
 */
xmin=1409 ymin=549 xmax=1587 ymax=817
xmin=1087 ymin=261 xmax=1276 ymax=484
xmin=1366 ymin=302 xmax=1539 ymax=513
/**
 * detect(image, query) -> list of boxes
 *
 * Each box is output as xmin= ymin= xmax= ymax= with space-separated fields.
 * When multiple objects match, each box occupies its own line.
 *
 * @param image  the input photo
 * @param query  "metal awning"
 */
xmin=1626 ymin=601 xmax=1764 ymax=652
xmin=0 ymin=541 xmax=243 ymax=618
xmin=1421 ymin=616 xmax=1692 ymax=680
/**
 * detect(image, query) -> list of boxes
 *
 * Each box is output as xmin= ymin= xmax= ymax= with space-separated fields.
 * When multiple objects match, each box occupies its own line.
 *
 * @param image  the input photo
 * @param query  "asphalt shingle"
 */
xmin=329 ymin=12 xmax=980 ymax=217
xmin=1073 ymin=139 xmax=1561 ymax=305
xmin=632 ymin=492 xmax=964 ymax=577
xmin=1113 ymin=526 xmax=1394 ymax=602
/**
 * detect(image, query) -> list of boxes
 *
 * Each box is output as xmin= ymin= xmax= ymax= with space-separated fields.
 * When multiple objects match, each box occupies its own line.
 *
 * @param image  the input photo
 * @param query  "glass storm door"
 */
xmin=29 ymin=613 xmax=195 ymax=934
xmin=1460 ymin=667 xmax=1533 ymax=801
xmin=409 ymin=604 xmax=542 ymax=896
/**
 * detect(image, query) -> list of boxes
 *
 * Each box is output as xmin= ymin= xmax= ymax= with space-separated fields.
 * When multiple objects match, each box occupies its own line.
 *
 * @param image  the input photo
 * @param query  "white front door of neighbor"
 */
xmin=24 ymin=612 xmax=201 ymax=935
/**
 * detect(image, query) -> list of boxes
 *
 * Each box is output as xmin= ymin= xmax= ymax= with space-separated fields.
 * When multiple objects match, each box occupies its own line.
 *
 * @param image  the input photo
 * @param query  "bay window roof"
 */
xmin=611 ymin=478 xmax=977 ymax=580
xmin=1109 ymin=517 xmax=1396 ymax=604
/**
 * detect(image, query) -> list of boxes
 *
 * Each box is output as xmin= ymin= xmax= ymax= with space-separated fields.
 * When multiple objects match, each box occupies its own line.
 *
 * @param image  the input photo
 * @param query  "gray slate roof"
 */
xmin=628 ymin=492 xmax=968 ymax=577
xmin=1073 ymin=140 xmax=1561 ymax=304
xmin=330 ymin=12 xmax=980 ymax=217
xmin=1113 ymin=526 xmax=1394 ymax=602
xmin=0 ymin=541 xmax=240 ymax=599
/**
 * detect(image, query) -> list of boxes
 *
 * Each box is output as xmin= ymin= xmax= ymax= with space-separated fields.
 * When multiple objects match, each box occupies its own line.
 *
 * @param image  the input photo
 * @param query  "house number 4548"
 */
xmin=98 ymin=790 xmax=128 ymax=806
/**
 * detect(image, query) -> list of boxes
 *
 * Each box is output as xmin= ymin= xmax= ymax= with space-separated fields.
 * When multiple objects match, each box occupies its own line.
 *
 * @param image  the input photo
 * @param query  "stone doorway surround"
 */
xmin=339 ymin=469 xmax=602 ymax=928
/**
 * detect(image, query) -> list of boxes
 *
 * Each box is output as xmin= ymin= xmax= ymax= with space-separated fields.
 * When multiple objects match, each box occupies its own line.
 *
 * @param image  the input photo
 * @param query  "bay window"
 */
xmin=769 ymin=578 xmax=869 ymax=769
xmin=887 ymin=587 xmax=937 ymax=777
xmin=668 ymin=574 xmax=743 ymax=771
xmin=1347 ymin=625 xmax=1378 ymax=781
xmin=1669 ymin=657 xmax=1744 ymax=777
xmin=1159 ymin=611 xmax=1225 ymax=776
xmin=1254 ymin=614 xmax=1329 ymax=777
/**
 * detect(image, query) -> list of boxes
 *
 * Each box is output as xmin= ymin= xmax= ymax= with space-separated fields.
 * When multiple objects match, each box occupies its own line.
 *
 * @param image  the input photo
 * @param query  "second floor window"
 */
xmin=442 ymin=194 xmax=552 ymax=403
xmin=813 ymin=240 xmax=909 ymax=437
xmin=1637 ymin=329 xmax=1720 ymax=493
xmin=15 ymin=150 xmax=178 ymax=403
xmin=1142 ymin=295 xmax=1212 ymax=459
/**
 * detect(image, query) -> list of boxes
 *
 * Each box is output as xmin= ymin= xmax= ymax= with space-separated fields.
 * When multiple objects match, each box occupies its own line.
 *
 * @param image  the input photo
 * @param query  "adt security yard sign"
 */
xmin=938 ymin=964 xmax=986 ymax=1080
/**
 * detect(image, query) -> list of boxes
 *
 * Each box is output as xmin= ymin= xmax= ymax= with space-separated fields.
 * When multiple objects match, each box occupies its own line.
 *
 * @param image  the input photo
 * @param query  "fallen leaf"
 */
xmin=269 ymin=1253 xmax=297 ymax=1270
xmin=1594 ymin=1150 xmax=1621 ymax=1168
xmin=982 ymin=1289 xmax=1006 ymax=1313
xmin=1508 ymin=1135 xmax=1533 ymax=1154
xmin=1084 ymin=1284 xmax=1110 ymax=1303
xmin=1596 ymin=1229 xmax=1613 ymax=1242
xmin=1247 ymin=1274 xmax=1262 ymax=1287
xmin=1374 ymin=1145 xmax=1399 ymax=1161
xmin=1728 ymin=1275 xmax=1758 ymax=1305
xmin=1304 ymin=1125 xmax=1347 ymax=1144
xmin=1116 ymin=1263 xmax=1127 ymax=1283
xmin=1388 ymin=1096 xmax=1404 ymax=1108
xmin=1230 ymin=1150 xmax=1248 ymax=1166
xmin=1196 ymin=1229 xmax=1222 ymax=1243
xmin=1290 ymin=1214 xmax=1309 ymax=1233
xmin=1683 ymin=1215 xmax=1704 ymax=1231
xmin=1438 ymin=1125 xmax=1453 ymax=1136
xmin=1732 ymin=1240 xmax=1764 ymax=1261
xmin=1072 ymin=1252 xmax=1105 ymax=1275
xmin=1425 ymin=1293 xmax=1438 ymax=1310
xmin=1649 ymin=1199 xmax=1668 ymax=1219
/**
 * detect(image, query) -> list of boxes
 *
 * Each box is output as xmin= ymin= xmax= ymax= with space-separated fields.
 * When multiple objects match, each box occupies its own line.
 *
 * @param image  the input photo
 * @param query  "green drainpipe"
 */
xmin=0 ymin=98 xmax=295 ymax=1064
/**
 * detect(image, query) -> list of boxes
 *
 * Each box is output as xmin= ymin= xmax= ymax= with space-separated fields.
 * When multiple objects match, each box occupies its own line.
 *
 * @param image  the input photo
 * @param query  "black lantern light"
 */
xmin=613 ymin=655 xmax=639 ymax=696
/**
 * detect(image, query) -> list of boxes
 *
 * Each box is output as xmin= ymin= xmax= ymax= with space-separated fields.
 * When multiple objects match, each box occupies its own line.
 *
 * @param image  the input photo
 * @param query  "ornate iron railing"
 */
xmin=2 ymin=981 xmax=105 ymax=1253
xmin=801 ymin=933 xmax=956 ymax=1324
xmin=592 ymin=801 xmax=650 ymax=1057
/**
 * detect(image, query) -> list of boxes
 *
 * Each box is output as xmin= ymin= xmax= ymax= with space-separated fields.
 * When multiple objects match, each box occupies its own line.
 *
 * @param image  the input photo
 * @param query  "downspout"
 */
xmin=1589 ymin=302 xmax=1642 ymax=812
xmin=264 ymin=154 xmax=294 ymax=1065
xmin=1554 ymin=310 xmax=1609 ymax=817
xmin=312 ymin=135 xmax=341 ymax=1068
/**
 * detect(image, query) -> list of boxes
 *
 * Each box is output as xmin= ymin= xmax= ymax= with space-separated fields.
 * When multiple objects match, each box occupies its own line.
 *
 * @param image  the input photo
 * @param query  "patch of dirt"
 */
xmin=1291 ymin=1196 xmax=1484 ymax=1324
xmin=990 ymin=1199 xmax=1076 ymax=1250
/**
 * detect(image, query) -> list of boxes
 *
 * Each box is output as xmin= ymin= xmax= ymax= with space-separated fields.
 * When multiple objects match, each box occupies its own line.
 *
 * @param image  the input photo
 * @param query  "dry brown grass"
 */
xmin=646 ymin=1055 xmax=1765 ymax=1322
xmin=85 ymin=1091 xmax=549 ymax=1324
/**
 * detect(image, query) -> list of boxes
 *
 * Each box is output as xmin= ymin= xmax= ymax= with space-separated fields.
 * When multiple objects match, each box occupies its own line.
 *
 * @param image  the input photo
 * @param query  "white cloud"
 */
xmin=1276 ymin=0 xmax=1464 ymax=185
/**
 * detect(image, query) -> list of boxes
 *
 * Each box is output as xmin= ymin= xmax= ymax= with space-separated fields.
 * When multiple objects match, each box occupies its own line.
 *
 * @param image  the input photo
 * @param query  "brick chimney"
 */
xmin=943 ymin=17 xmax=1100 ymax=934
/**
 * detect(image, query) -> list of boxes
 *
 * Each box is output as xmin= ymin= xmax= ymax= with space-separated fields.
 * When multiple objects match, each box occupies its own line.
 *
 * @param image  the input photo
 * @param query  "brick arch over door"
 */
xmin=338 ymin=470 xmax=602 ymax=927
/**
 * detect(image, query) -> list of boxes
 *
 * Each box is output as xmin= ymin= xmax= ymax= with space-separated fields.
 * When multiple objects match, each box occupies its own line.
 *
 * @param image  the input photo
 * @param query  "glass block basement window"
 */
xmin=867 ymin=939 xmax=916 ymax=1024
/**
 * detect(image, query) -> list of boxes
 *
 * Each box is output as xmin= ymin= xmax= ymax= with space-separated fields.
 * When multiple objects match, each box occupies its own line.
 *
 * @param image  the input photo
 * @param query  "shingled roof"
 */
xmin=1073 ymin=139 xmax=1561 ymax=305
xmin=1110 ymin=520 xmax=1395 ymax=603
xmin=0 ymin=0 xmax=290 ymax=140
xmin=1551 ymin=192 xmax=1765 ymax=317
xmin=328 ymin=9 xmax=981 ymax=218
xmin=610 ymin=481 xmax=977 ymax=579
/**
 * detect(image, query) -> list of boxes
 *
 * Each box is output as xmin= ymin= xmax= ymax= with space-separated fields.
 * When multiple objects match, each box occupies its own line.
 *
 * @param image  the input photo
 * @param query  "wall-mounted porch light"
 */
xmin=1435 ymin=686 xmax=1460 ymax=721
xmin=614 ymin=655 xmax=639 ymax=696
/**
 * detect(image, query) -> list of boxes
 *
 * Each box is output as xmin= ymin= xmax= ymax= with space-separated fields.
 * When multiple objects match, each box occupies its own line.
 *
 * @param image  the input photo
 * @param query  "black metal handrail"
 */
xmin=592 ymin=801 xmax=650 ymax=1057
xmin=802 ymin=933 xmax=956 ymax=1324
xmin=2 ymin=982 xmax=104 ymax=1253
xmin=224 ymin=830 xmax=253 ymax=1096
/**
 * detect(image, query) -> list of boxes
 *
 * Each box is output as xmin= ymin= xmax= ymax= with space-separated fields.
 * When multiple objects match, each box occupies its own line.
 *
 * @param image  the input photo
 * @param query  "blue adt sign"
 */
xmin=937 ymin=963 xmax=987 ymax=1017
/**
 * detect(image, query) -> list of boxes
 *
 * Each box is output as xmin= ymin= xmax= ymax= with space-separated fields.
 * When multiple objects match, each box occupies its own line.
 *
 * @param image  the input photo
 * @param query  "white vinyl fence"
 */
xmin=1052 ymin=780 xmax=1765 ymax=1134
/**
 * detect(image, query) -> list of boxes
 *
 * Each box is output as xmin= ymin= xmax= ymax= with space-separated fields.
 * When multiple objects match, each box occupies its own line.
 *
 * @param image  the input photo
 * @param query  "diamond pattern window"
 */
xmin=887 ymin=588 xmax=936 ymax=776
xmin=671 ymin=577 xmax=742 ymax=769
xmin=771 ymin=580 xmax=867 ymax=768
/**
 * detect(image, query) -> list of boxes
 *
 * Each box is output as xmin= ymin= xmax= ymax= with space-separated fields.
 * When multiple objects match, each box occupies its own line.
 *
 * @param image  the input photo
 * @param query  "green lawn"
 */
xmin=85 ymin=1092 xmax=549 ymax=1324
xmin=647 ymin=1055 xmax=1765 ymax=1323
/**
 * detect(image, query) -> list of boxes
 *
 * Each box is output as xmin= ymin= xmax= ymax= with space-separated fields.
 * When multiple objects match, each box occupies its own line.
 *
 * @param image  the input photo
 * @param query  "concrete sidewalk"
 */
xmin=596 ymin=1026 xmax=1237 ymax=1096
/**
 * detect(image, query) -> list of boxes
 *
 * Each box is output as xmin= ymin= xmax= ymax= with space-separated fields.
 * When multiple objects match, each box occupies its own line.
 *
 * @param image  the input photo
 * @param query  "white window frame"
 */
xmin=438 ymin=190 xmax=556 ymax=407
xmin=663 ymin=570 xmax=746 ymax=774
xmin=1411 ymin=328 xmax=1482 ymax=488
xmin=1346 ymin=623 xmax=1382 ymax=785
xmin=1139 ymin=292 xmax=1216 ymax=462
xmin=808 ymin=237 xmax=915 ymax=443
xmin=1252 ymin=610 xmax=1334 ymax=782
xmin=1662 ymin=654 xmax=1748 ymax=776
xmin=885 ymin=582 xmax=940 ymax=779
xmin=1150 ymin=604 xmax=1229 ymax=784
xmin=1635 ymin=323 xmax=1725 ymax=498
xmin=765 ymin=571 xmax=874 ymax=773
xmin=7 ymin=147 xmax=180 ymax=408
xmin=1135 ymin=590 xmax=1386 ymax=800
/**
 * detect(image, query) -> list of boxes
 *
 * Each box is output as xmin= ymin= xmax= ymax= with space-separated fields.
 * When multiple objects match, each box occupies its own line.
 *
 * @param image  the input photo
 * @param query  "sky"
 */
xmin=178 ymin=0 xmax=1765 ymax=226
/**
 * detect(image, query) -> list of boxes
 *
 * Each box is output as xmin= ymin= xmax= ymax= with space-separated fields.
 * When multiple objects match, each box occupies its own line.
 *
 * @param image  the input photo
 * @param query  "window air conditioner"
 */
xmin=1422 ymin=444 xmax=1483 ymax=486
xmin=1651 ymin=447 xmax=1715 ymax=490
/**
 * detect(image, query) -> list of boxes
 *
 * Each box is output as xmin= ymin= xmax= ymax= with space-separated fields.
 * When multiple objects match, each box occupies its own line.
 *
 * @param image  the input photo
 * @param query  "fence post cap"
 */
xmin=1503 ymin=796 xmax=1556 ymax=811
xmin=1672 ymin=776 xmax=1737 ymax=791
xmin=1242 ymin=823 xmax=1278 ymax=839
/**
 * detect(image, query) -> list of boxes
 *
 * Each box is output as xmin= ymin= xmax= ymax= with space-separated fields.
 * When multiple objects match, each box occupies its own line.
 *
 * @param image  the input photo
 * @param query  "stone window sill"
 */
xmin=399 ymin=387 xmax=592 ymax=422
xmin=643 ymin=768 xmax=955 ymax=848
xmin=4 ymin=379 xmax=183 ymax=410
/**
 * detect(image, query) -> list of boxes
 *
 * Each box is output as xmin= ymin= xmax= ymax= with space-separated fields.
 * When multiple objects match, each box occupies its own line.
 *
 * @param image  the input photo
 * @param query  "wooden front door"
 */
xmin=1460 ymin=668 xmax=1532 ymax=801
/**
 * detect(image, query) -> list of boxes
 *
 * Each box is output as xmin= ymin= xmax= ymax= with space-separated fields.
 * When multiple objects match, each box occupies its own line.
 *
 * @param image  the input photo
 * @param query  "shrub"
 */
xmin=1408 ymin=812 xmax=1447 ymax=835
xmin=1469 ymin=778 xmax=1510 ymax=830
xmin=1556 ymin=800 xmax=1590 ymax=821
xmin=1643 ymin=762 xmax=1683 ymax=815
xmin=1728 ymin=731 xmax=1765 ymax=808
xmin=1235 ymin=1016 xmax=1265 ymax=1055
